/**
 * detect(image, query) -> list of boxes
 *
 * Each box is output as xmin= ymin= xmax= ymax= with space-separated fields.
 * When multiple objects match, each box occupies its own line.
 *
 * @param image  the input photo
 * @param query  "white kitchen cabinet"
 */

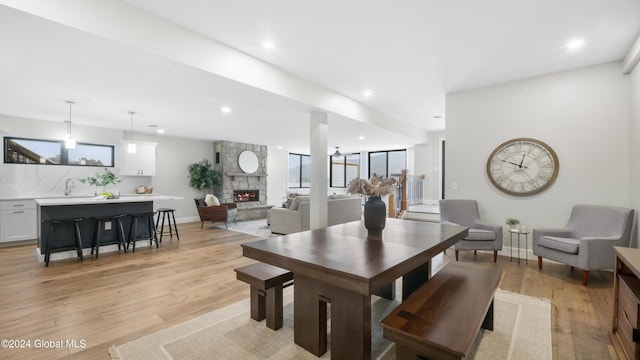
xmin=122 ymin=141 xmax=157 ymax=176
xmin=0 ymin=199 xmax=37 ymax=242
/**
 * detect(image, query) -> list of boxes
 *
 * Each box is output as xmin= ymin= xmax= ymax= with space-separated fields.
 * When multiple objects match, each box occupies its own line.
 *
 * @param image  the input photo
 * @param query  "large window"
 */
xmin=288 ymin=153 xmax=311 ymax=188
xmin=4 ymin=137 xmax=114 ymax=167
xmin=330 ymin=153 xmax=360 ymax=187
xmin=368 ymin=149 xmax=406 ymax=178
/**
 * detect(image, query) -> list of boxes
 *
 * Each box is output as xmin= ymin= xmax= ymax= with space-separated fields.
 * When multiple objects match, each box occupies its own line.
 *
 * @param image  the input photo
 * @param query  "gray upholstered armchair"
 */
xmin=533 ymin=204 xmax=634 ymax=285
xmin=439 ymin=199 xmax=503 ymax=262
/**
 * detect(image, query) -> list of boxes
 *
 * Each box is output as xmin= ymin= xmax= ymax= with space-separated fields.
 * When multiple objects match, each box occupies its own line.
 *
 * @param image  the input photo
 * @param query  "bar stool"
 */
xmin=43 ymin=217 xmax=84 ymax=267
xmin=128 ymin=212 xmax=158 ymax=252
xmin=155 ymin=208 xmax=179 ymax=242
xmin=91 ymin=214 xmax=127 ymax=258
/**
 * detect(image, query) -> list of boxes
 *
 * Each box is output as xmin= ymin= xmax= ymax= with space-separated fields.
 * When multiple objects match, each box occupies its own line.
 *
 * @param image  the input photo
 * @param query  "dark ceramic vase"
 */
xmin=364 ymin=196 xmax=386 ymax=235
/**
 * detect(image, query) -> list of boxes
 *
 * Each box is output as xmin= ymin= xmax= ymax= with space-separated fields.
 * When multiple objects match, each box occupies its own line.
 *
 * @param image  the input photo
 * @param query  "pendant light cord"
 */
xmin=129 ymin=111 xmax=135 ymax=133
xmin=66 ymin=100 xmax=74 ymax=135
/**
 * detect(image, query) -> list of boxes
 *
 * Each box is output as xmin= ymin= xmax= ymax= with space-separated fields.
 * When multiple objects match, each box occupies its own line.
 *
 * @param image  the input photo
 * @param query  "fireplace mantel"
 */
xmin=225 ymin=172 xmax=268 ymax=178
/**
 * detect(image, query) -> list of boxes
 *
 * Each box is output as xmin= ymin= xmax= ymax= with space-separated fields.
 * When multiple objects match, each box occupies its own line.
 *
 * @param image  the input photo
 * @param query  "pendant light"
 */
xmin=333 ymin=146 xmax=343 ymax=157
xmin=127 ymin=111 xmax=137 ymax=154
xmin=64 ymin=100 xmax=76 ymax=149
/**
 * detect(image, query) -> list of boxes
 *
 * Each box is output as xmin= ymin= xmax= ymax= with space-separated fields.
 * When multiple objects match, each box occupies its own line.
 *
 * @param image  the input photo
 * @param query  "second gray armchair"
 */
xmin=533 ymin=204 xmax=634 ymax=285
xmin=439 ymin=199 xmax=503 ymax=262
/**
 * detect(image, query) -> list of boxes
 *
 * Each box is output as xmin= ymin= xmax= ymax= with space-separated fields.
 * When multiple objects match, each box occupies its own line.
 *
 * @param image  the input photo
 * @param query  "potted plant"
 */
xmin=188 ymin=159 xmax=221 ymax=195
xmin=79 ymin=168 xmax=121 ymax=198
xmin=505 ymin=218 xmax=520 ymax=230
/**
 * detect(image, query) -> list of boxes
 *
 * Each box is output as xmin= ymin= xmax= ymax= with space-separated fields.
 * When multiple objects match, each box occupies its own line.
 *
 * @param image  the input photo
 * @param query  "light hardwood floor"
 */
xmin=0 ymin=221 xmax=623 ymax=360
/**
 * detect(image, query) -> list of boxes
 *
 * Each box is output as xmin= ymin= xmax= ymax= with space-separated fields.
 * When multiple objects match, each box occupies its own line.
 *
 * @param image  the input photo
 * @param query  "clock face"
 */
xmin=486 ymin=138 xmax=559 ymax=196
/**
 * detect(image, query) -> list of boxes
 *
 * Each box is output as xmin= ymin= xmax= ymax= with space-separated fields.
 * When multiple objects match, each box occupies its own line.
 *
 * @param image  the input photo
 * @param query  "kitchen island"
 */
xmin=36 ymin=195 xmax=182 ymax=259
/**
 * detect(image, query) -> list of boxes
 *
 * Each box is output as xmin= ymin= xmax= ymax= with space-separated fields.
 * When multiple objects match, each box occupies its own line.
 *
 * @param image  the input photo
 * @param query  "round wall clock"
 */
xmin=486 ymin=138 xmax=559 ymax=196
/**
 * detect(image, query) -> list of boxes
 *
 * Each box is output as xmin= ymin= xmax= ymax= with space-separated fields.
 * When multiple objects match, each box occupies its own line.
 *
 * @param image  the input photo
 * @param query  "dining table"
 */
xmin=241 ymin=218 xmax=468 ymax=360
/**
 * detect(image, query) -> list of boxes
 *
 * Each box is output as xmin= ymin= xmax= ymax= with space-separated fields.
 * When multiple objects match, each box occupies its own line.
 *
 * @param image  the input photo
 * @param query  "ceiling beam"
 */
xmin=623 ymin=34 xmax=640 ymax=75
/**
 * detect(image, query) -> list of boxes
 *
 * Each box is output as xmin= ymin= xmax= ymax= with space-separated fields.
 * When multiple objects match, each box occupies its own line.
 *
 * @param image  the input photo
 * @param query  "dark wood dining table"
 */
xmin=241 ymin=218 xmax=468 ymax=360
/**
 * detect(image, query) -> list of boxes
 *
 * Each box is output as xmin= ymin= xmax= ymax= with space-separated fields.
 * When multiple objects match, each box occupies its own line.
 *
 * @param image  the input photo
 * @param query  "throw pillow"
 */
xmin=296 ymin=196 xmax=311 ymax=203
xmin=285 ymin=198 xmax=294 ymax=209
xmin=328 ymin=193 xmax=349 ymax=200
xmin=289 ymin=197 xmax=300 ymax=210
xmin=205 ymin=194 xmax=220 ymax=206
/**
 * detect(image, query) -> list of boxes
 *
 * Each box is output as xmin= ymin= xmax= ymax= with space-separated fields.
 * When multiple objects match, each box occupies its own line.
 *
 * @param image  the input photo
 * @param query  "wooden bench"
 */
xmin=234 ymin=262 xmax=294 ymax=330
xmin=381 ymin=262 xmax=502 ymax=360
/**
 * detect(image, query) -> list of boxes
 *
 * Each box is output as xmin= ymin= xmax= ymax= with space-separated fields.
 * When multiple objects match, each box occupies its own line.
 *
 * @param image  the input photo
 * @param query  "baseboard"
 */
xmin=36 ymin=241 xmax=153 ymax=263
xmin=498 ymin=246 xmax=535 ymax=263
xmin=175 ymin=216 xmax=200 ymax=224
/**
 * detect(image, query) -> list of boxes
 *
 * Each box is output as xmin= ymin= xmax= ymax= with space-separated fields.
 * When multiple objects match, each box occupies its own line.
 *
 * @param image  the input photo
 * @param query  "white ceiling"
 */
xmin=0 ymin=1 xmax=638 ymax=154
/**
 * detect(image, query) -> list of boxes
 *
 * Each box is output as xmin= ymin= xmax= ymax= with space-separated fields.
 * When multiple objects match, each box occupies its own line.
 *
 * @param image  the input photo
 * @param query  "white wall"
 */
xmin=629 ymin=40 xmax=640 ymax=247
xmin=413 ymin=130 xmax=445 ymax=202
xmin=445 ymin=62 xmax=631 ymax=246
xmin=267 ymin=147 xmax=288 ymax=206
xmin=0 ymin=114 xmax=214 ymax=222
xmin=144 ymin=133 xmax=214 ymax=221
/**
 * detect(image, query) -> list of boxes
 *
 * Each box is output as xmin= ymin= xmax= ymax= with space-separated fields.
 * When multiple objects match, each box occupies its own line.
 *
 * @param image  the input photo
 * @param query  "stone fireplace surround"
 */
xmin=213 ymin=140 xmax=272 ymax=220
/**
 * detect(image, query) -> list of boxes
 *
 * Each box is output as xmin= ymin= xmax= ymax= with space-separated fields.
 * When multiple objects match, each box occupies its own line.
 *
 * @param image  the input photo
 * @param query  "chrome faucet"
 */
xmin=64 ymin=178 xmax=74 ymax=196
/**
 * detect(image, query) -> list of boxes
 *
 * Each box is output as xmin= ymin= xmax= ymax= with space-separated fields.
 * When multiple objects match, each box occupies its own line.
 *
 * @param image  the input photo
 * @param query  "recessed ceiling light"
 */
xmin=157 ymin=129 xmax=165 ymax=134
xmin=567 ymin=38 xmax=585 ymax=51
xmin=277 ymin=146 xmax=283 ymax=150
xmin=363 ymin=90 xmax=372 ymax=97
xmin=221 ymin=106 xmax=231 ymax=113
xmin=358 ymin=136 xmax=365 ymax=140
xmin=262 ymin=41 xmax=275 ymax=50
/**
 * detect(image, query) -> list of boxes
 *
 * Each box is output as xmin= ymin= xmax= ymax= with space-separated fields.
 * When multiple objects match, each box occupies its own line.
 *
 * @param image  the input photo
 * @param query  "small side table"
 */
xmin=509 ymin=229 xmax=529 ymax=264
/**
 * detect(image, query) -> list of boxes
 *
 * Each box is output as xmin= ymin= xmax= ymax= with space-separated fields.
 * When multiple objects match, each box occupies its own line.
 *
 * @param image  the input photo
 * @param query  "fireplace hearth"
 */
xmin=233 ymin=190 xmax=259 ymax=202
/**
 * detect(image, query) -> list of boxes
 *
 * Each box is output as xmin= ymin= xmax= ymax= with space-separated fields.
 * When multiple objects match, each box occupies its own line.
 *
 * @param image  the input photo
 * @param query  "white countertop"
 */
xmin=0 ymin=194 xmax=107 ymax=201
xmin=34 ymin=194 xmax=183 ymax=206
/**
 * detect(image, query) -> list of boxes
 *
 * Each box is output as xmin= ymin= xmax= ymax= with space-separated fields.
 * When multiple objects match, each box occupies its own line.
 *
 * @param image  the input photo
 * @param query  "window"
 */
xmin=4 ymin=137 xmax=114 ymax=167
xmin=368 ymin=149 xmax=406 ymax=178
xmin=288 ymin=153 xmax=311 ymax=188
xmin=330 ymin=153 xmax=360 ymax=187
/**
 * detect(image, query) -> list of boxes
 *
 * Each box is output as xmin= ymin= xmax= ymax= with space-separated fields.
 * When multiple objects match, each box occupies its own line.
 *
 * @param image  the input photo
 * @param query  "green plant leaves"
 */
xmin=79 ymin=168 xmax=121 ymax=187
xmin=188 ymin=159 xmax=221 ymax=192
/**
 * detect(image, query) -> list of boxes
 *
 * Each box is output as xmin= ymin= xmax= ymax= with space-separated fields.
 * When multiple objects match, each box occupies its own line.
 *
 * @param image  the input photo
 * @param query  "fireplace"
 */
xmin=233 ymin=190 xmax=259 ymax=202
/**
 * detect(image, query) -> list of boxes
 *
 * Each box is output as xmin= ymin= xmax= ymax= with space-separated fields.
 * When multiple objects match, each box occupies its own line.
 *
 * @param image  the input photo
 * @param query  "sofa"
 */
xmin=268 ymin=195 xmax=362 ymax=234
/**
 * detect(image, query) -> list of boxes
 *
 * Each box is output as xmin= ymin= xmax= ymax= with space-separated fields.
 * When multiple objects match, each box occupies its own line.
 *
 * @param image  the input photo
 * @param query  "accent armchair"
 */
xmin=533 ymin=204 xmax=634 ymax=285
xmin=439 ymin=199 xmax=503 ymax=262
xmin=194 ymin=198 xmax=237 ymax=229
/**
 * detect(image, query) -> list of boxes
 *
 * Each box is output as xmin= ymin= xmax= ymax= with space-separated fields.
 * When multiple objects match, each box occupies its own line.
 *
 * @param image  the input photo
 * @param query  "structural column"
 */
xmin=309 ymin=112 xmax=328 ymax=230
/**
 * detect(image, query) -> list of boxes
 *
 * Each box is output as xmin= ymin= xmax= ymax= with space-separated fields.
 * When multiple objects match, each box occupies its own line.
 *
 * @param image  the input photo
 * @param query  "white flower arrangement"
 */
xmin=347 ymin=175 xmax=396 ymax=197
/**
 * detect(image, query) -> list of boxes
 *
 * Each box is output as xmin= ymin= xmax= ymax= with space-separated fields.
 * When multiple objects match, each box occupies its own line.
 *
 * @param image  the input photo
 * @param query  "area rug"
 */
xmin=216 ymin=219 xmax=274 ymax=239
xmin=109 ymin=287 xmax=551 ymax=360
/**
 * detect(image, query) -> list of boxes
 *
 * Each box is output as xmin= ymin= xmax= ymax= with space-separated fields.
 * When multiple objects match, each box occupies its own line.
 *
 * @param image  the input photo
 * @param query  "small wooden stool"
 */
xmin=127 ymin=212 xmax=158 ymax=252
xmin=155 ymin=208 xmax=179 ymax=242
xmin=235 ymin=263 xmax=294 ymax=330
xmin=91 ymin=214 xmax=127 ymax=259
xmin=44 ymin=217 xmax=84 ymax=266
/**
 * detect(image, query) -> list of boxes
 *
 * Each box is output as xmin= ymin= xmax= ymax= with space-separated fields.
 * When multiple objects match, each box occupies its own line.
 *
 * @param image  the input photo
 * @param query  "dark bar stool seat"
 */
xmin=128 ymin=212 xmax=158 ymax=252
xmin=155 ymin=208 xmax=179 ymax=242
xmin=43 ymin=217 xmax=84 ymax=267
xmin=91 ymin=214 xmax=127 ymax=258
